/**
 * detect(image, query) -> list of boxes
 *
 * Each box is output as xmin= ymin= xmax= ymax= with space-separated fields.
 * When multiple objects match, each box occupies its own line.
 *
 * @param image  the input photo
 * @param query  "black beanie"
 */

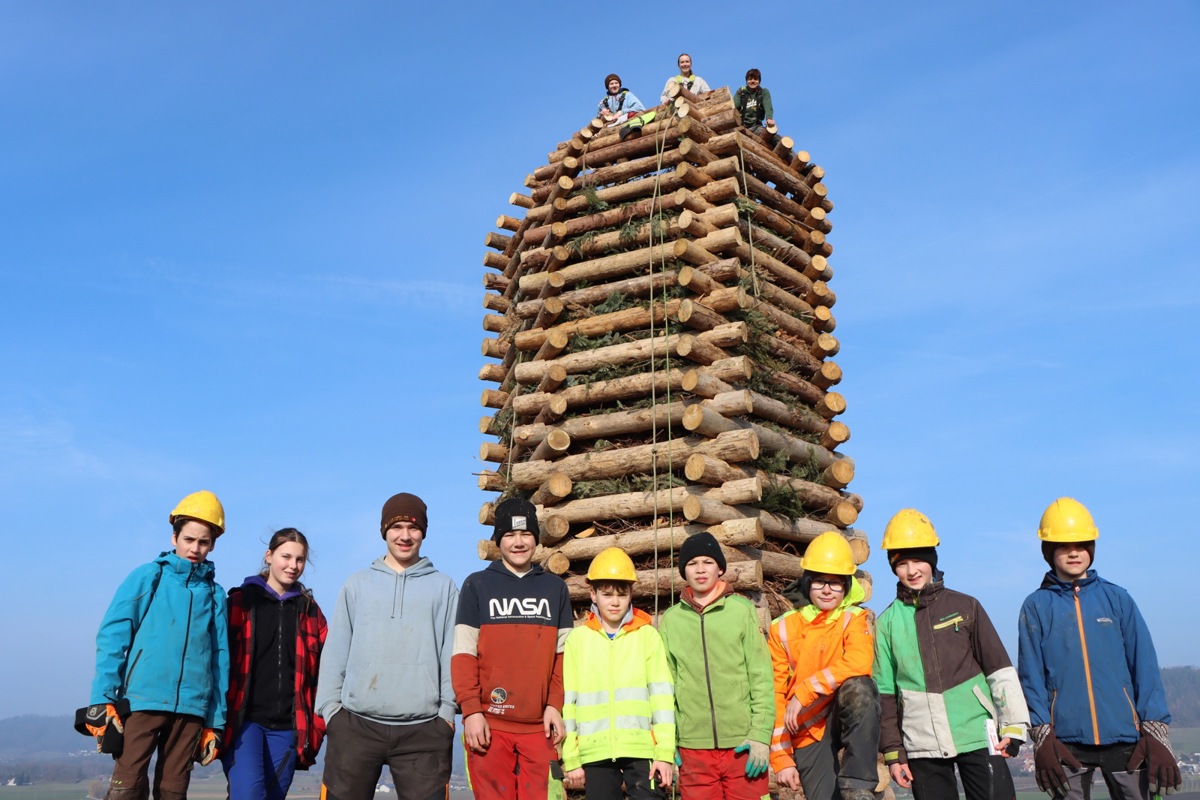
xmin=1041 ymin=540 xmax=1095 ymax=569
xmin=493 ymin=497 xmax=540 ymax=544
xmin=888 ymin=546 xmax=938 ymax=574
xmin=678 ymin=532 xmax=726 ymax=579
xmin=380 ymin=492 xmax=428 ymax=536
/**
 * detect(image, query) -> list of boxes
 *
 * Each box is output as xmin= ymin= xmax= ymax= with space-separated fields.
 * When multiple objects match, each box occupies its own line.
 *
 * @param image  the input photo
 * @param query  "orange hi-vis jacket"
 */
xmin=767 ymin=579 xmax=874 ymax=773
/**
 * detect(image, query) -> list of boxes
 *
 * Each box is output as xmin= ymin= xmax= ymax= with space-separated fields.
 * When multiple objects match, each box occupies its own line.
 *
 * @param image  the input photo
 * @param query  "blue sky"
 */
xmin=2 ymin=2 xmax=1198 ymax=716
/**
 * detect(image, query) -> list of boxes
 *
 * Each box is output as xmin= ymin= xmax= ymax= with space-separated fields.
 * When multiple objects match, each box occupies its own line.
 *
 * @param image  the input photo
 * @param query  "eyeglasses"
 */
xmin=810 ymin=580 xmax=845 ymax=592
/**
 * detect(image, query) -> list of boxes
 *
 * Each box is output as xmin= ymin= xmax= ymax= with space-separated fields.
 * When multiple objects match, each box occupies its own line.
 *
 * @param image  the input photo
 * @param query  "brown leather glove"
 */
xmin=1127 ymin=720 xmax=1181 ymax=796
xmin=1032 ymin=724 xmax=1081 ymax=796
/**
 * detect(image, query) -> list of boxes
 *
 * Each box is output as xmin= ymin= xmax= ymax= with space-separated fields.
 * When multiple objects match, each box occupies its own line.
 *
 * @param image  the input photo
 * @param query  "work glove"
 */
xmin=195 ymin=728 xmax=221 ymax=766
xmin=1127 ymin=720 xmax=1182 ymax=796
xmin=734 ymin=739 xmax=770 ymax=779
xmin=77 ymin=703 xmax=126 ymax=755
xmin=1032 ymin=724 xmax=1081 ymax=796
xmin=1004 ymin=737 xmax=1023 ymax=758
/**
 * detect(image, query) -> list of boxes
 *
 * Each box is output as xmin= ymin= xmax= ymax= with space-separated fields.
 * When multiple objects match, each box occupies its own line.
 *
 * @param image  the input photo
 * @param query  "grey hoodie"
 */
xmin=316 ymin=556 xmax=459 ymax=725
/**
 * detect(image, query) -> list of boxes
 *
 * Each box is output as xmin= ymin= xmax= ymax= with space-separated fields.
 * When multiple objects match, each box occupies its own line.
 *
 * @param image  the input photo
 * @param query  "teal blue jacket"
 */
xmin=91 ymin=552 xmax=230 ymax=728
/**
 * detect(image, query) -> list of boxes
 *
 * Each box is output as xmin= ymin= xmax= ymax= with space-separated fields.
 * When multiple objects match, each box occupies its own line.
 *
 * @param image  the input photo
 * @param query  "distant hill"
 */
xmin=1165 ymin=666 xmax=1200 ymax=726
xmin=0 ymin=714 xmax=83 ymax=758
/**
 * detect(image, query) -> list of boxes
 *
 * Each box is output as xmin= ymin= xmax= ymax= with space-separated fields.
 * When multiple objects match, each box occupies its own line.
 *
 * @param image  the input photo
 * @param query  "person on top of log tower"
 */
xmin=873 ymin=509 xmax=1028 ymax=800
xmin=768 ymin=531 xmax=881 ymax=800
xmin=658 ymin=532 xmax=775 ymax=800
xmin=84 ymin=489 xmax=231 ymax=800
xmin=452 ymin=498 xmax=573 ymax=800
xmin=315 ymin=492 xmax=459 ymax=800
xmin=561 ymin=547 xmax=676 ymax=800
xmin=597 ymin=73 xmax=656 ymax=141
xmin=732 ymin=69 xmax=775 ymax=137
xmin=1017 ymin=498 xmax=1181 ymax=800
xmin=660 ymin=52 xmax=711 ymax=104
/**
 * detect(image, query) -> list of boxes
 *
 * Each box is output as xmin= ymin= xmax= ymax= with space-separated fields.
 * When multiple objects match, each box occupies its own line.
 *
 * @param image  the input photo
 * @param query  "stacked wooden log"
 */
xmin=476 ymin=82 xmax=868 ymax=624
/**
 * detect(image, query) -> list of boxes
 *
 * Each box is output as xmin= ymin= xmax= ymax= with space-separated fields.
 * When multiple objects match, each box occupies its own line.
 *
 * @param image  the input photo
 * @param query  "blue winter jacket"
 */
xmin=90 ymin=552 xmax=230 ymax=728
xmin=1017 ymin=569 xmax=1169 ymax=746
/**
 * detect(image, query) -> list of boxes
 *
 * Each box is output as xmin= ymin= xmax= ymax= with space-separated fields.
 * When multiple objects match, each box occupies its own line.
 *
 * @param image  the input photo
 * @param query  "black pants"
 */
xmin=321 ymin=711 xmax=453 ymax=800
xmin=910 ymin=748 xmax=1015 ymax=800
xmin=791 ymin=676 xmax=882 ymax=800
xmin=582 ymin=758 xmax=664 ymax=800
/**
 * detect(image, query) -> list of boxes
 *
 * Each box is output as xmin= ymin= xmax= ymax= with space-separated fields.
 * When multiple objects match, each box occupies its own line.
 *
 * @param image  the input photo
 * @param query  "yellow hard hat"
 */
xmin=587 ymin=547 xmax=637 ymax=582
xmin=169 ymin=490 xmax=225 ymax=535
xmin=881 ymin=508 xmax=939 ymax=551
xmin=800 ymin=531 xmax=856 ymax=576
xmin=1037 ymin=497 xmax=1098 ymax=543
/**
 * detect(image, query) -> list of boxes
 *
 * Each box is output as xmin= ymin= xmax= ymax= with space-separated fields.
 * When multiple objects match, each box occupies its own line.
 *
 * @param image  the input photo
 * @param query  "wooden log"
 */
xmin=512 ymin=399 xmax=694 ymax=449
xmin=480 ymin=442 xmax=508 ymax=463
xmin=530 ymin=473 xmax=572 ymax=507
xmin=513 ymin=325 xmax=743 ymax=385
xmin=514 ymin=299 xmax=686 ymax=352
xmin=506 ymin=429 xmax=760 ymax=490
xmin=545 ymin=552 xmax=571 ymax=575
xmin=477 ymin=471 xmax=505 ymax=492
xmin=476 ymin=517 xmax=764 ymax=564
xmin=513 ymin=368 xmax=687 ymax=418
xmin=513 ymin=258 xmax=741 ymax=320
xmin=529 ymin=429 xmax=571 ymax=462
xmin=681 ymin=404 xmax=851 ymax=472
xmin=811 ymin=361 xmax=843 ymax=389
xmin=517 ymin=241 xmax=677 ymax=293
xmin=510 ymin=192 xmax=535 ymax=209
xmin=478 ymin=363 xmax=507 ymax=383
xmin=536 ymin=363 xmax=568 ymax=394
xmin=481 ymin=389 xmax=508 ymax=409
xmin=565 ymin=560 xmax=762 ymax=601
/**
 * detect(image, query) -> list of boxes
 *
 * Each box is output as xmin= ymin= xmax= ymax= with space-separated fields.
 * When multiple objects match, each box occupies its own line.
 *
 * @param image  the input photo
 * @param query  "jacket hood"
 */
xmin=370 ymin=555 xmax=438 ymax=618
xmin=681 ymin=580 xmax=733 ymax=613
xmin=800 ymin=575 xmax=867 ymax=621
xmin=155 ymin=550 xmax=215 ymax=582
xmin=894 ymin=572 xmax=946 ymax=609
xmin=485 ymin=558 xmax=546 ymax=580
xmin=239 ymin=574 xmax=304 ymax=601
xmin=1039 ymin=568 xmax=1098 ymax=592
xmin=585 ymin=606 xmax=651 ymax=634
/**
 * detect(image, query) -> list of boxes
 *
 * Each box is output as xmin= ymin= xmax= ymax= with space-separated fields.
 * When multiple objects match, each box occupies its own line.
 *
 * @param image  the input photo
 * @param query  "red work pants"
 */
xmin=467 ymin=728 xmax=557 ymax=800
xmin=678 ymin=747 xmax=769 ymax=800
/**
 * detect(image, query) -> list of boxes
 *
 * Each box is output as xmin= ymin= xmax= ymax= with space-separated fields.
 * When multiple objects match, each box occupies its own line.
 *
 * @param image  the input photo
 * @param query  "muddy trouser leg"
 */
xmin=108 ymin=712 xmax=165 ymax=800
xmin=619 ymin=758 xmax=664 ymax=800
xmin=321 ymin=711 xmax=387 ymax=800
xmin=909 ymin=758 xmax=963 ymax=800
xmin=581 ymin=761 xmax=626 ymax=800
xmin=833 ymin=676 xmax=883 ymax=792
xmin=954 ymin=748 xmax=1016 ymax=800
xmin=385 ymin=718 xmax=453 ymax=800
xmin=793 ymin=736 xmax=838 ymax=800
xmin=150 ymin=714 xmax=203 ymax=800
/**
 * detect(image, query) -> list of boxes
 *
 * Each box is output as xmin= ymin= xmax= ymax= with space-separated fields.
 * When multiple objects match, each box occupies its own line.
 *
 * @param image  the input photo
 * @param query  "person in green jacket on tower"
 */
xmin=659 ymin=532 xmax=774 ymax=800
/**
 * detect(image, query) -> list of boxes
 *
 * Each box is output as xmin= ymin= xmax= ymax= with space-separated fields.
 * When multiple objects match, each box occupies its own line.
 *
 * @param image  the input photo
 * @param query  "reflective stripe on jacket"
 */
xmin=767 ymin=578 xmax=873 ymax=772
xmin=561 ymin=608 xmax=675 ymax=771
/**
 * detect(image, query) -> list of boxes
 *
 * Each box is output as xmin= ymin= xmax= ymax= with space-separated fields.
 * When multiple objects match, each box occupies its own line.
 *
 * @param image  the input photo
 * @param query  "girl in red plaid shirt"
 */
xmin=222 ymin=528 xmax=328 ymax=800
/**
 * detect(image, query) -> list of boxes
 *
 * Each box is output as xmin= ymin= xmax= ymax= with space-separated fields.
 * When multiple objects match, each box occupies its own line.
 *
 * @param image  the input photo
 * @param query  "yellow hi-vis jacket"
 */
xmin=561 ymin=608 xmax=676 ymax=771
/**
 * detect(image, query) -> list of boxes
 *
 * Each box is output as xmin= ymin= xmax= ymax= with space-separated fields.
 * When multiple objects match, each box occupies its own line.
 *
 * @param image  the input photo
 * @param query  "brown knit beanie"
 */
xmin=380 ymin=492 xmax=428 ymax=537
xmin=604 ymin=73 xmax=621 ymax=90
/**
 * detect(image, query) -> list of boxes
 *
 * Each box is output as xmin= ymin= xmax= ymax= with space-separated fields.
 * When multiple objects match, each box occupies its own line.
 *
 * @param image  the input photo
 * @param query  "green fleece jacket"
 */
xmin=659 ymin=585 xmax=774 ymax=749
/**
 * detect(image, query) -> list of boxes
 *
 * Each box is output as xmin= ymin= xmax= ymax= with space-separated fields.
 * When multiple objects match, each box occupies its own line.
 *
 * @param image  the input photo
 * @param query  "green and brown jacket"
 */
xmin=873 ymin=579 xmax=1028 ymax=762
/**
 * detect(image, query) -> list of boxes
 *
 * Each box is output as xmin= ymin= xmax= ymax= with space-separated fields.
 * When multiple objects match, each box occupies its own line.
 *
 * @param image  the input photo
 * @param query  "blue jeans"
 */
xmin=222 ymin=721 xmax=297 ymax=800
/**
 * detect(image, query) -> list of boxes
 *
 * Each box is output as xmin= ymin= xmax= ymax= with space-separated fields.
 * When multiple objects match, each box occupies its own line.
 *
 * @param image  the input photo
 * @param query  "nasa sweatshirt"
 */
xmin=452 ymin=560 xmax=573 ymax=732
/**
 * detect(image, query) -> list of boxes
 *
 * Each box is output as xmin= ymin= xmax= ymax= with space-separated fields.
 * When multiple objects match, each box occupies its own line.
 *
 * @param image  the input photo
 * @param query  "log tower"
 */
xmin=476 ymin=82 xmax=867 ymax=625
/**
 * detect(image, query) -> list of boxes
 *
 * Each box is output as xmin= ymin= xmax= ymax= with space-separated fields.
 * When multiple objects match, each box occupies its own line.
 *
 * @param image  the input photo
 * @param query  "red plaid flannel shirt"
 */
xmin=224 ymin=584 xmax=328 ymax=768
